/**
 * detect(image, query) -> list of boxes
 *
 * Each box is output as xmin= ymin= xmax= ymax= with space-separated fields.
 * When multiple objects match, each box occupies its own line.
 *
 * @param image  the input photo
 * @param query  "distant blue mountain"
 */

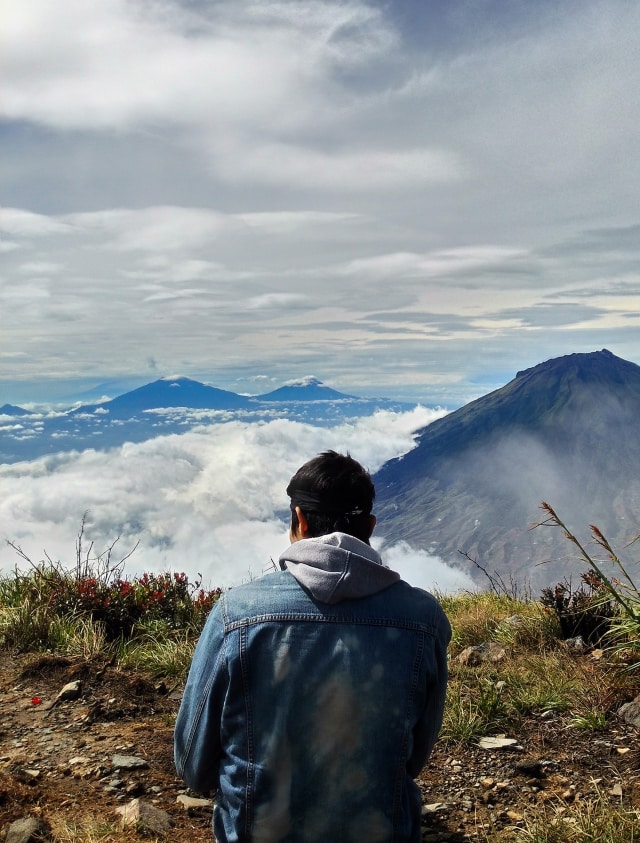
xmin=256 ymin=376 xmax=357 ymax=402
xmin=0 ymin=404 xmax=32 ymax=416
xmin=70 ymin=376 xmax=251 ymax=418
xmin=0 ymin=375 xmax=419 ymax=463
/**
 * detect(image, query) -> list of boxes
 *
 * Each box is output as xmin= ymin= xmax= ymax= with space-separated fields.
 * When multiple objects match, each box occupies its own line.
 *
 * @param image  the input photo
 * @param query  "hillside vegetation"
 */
xmin=1 ymin=511 xmax=640 ymax=842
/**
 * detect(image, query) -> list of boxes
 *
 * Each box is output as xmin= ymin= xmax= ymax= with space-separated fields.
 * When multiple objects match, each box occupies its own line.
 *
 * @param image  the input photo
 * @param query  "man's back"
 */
xmin=175 ymin=452 xmax=451 ymax=843
xmin=175 ymin=538 xmax=450 ymax=843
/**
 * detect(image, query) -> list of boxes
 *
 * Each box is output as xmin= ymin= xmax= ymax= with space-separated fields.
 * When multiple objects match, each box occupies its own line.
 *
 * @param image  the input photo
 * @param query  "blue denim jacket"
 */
xmin=175 ymin=534 xmax=451 ymax=843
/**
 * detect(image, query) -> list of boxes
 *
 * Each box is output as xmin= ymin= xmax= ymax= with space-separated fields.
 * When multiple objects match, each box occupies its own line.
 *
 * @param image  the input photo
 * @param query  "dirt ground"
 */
xmin=1 ymin=653 xmax=640 ymax=842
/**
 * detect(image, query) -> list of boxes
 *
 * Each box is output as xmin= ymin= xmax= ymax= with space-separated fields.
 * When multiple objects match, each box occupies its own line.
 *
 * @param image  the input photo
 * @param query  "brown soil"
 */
xmin=1 ymin=653 xmax=640 ymax=842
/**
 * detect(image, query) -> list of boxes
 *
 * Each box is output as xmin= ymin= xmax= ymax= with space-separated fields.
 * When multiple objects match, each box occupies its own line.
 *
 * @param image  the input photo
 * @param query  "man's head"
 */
xmin=286 ymin=450 xmax=376 ymax=544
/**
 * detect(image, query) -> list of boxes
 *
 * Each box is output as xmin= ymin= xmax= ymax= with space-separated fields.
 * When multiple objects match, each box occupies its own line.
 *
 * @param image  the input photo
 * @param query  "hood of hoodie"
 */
xmin=278 ymin=532 xmax=400 ymax=604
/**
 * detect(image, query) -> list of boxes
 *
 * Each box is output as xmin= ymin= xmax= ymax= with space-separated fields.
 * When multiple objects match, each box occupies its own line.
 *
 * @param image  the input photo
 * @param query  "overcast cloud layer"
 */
xmin=2 ymin=0 xmax=640 ymax=406
xmin=0 ymin=408 xmax=475 ymax=593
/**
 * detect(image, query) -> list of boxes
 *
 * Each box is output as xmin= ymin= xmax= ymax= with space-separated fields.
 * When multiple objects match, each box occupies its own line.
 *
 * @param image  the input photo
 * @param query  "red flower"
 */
xmin=31 ymin=697 xmax=42 ymax=705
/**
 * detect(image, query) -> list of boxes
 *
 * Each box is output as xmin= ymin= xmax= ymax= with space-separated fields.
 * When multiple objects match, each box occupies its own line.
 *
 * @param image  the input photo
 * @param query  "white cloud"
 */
xmin=0 ymin=208 xmax=73 ymax=236
xmin=3 ymin=0 xmax=391 ymax=132
xmin=378 ymin=541 xmax=475 ymax=594
xmin=0 ymin=409 xmax=464 ymax=593
xmin=247 ymin=293 xmax=308 ymax=310
xmin=213 ymin=142 xmax=464 ymax=191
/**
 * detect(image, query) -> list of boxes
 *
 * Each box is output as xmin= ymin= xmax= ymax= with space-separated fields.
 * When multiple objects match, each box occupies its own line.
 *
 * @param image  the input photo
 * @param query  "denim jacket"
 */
xmin=174 ymin=533 xmax=451 ymax=843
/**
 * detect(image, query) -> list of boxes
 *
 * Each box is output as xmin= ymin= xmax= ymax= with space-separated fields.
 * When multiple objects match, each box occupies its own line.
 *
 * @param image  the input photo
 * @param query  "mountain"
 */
xmin=256 ymin=376 xmax=357 ymax=402
xmin=374 ymin=350 xmax=640 ymax=587
xmin=0 ymin=375 xmax=418 ymax=463
xmin=0 ymin=404 xmax=32 ymax=416
xmin=69 ymin=376 xmax=252 ymax=418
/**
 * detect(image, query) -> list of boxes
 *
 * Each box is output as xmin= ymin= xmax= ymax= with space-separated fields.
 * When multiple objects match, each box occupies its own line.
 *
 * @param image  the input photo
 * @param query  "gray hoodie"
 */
xmin=278 ymin=531 xmax=400 ymax=604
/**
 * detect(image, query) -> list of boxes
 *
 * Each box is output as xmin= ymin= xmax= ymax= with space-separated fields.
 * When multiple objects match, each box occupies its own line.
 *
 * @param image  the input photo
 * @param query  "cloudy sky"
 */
xmin=2 ymin=0 xmax=640 ymax=408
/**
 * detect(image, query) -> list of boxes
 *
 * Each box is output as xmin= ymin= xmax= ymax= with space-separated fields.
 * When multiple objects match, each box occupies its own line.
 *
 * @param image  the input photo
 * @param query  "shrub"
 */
xmin=2 ymin=521 xmax=222 ymax=646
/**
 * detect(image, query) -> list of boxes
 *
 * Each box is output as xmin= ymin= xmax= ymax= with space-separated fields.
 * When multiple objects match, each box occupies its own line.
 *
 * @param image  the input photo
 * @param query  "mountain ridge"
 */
xmin=375 ymin=349 xmax=640 ymax=586
xmin=69 ymin=376 xmax=252 ymax=418
xmin=0 ymin=376 xmax=416 ymax=463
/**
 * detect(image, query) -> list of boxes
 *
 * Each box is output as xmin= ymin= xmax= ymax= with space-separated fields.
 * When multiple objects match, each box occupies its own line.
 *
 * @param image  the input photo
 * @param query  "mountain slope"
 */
xmin=256 ymin=376 xmax=356 ymax=402
xmin=0 ymin=404 xmax=32 ymax=416
xmin=70 ymin=376 xmax=251 ymax=418
xmin=374 ymin=350 xmax=640 ymax=586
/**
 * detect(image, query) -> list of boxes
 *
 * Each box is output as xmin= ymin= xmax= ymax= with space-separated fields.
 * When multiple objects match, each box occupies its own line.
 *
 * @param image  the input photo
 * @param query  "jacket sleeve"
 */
xmin=174 ymin=599 xmax=228 ymax=794
xmin=406 ymin=610 xmax=451 ymax=778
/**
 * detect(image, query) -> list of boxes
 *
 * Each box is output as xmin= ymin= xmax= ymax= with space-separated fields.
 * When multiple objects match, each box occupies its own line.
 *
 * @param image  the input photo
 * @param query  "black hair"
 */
xmin=286 ymin=450 xmax=375 ymax=544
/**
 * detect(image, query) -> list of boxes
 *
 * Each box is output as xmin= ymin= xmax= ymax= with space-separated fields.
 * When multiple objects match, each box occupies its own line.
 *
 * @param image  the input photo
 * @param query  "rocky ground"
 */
xmin=1 ymin=653 xmax=640 ymax=842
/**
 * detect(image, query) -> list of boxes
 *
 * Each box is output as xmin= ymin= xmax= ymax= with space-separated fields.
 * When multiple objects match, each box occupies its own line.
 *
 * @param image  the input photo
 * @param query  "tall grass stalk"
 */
xmin=536 ymin=502 xmax=638 ymax=619
xmin=536 ymin=502 xmax=640 ymax=663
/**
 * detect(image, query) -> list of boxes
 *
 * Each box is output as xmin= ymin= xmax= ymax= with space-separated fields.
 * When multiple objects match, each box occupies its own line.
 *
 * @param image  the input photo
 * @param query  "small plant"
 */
xmin=569 ymin=708 xmax=607 ymax=730
xmin=540 ymin=572 xmax=615 ymax=644
xmin=441 ymin=678 xmax=507 ymax=743
xmin=48 ymin=615 xmax=111 ymax=659
xmin=120 ymin=625 xmax=195 ymax=677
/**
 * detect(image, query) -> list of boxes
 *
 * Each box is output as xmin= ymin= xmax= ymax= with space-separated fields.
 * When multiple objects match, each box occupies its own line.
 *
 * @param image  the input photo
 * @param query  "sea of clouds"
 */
xmin=0 ymin=407 xmax=474 ymax=593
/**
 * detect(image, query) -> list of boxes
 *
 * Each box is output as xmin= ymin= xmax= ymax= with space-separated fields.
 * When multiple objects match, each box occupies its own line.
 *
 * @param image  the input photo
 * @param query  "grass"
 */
xmin=119 ymin=623 xmax=195 ymax=677
xmin=47 ymin=816 xmax=122 ymax=843
xmin=480 ymin=791 xmax=640 ymax=843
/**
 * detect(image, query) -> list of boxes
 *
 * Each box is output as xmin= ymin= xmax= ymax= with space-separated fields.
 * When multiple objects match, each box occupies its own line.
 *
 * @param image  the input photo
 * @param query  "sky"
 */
xmin=2 ymin=0 xmax=639 ymax=408
xmin=0 ymin=407 xmax=476 ymax=593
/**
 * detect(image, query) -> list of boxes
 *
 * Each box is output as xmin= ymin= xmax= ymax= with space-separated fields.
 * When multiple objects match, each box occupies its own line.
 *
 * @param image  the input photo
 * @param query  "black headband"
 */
xmin=288 ymin=489 xmax=368 ymax=516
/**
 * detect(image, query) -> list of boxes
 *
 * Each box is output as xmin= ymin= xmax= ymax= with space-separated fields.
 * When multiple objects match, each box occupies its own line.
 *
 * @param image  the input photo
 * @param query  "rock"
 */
xmin=116 ymin=798 xmax=172 ymax=836
xmin=176 ymin=794 xmax=213 ymax=811
xmin=618 ymin=695 xmax=640 ymax=729
xmin=13 ymin=768 xmax=41 ymax=784
xmin=44 ymin=680 xmax=83 ymax=716
xmin=5 ymin=816 xmax=49 ymax=843
xmin=501 ymin=615 xmax=525 ymax=628
xmin=456 ymin=642 xmax=506 ymax=666
xmin=477 ymin=737 xmax=518 ymax=750
xmin=516 ymin=760 xmax=544 ymax=778
xmin=562 ymin=636 xmax=586 ymax=652
xmin=57 ymin=680 xmax=82 ymax=701
xmin=421 ymin=802 xmax=446 ymax=814
xmin=68 ymin=756 xmax=90 ymax=766
xmin=112 ymin=754 xmax=149 ymax=770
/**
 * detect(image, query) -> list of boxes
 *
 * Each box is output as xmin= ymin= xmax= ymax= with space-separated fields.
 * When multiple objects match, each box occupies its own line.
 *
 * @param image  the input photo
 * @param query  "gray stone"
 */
xmin=456 ymin=642 xmax=506 ymax=666
xmin=176 ymin=794 xmax=213 ymax=811
xmin=563 ymin=636 xmax=586 ymax=652
xmin=57 ymin=680 xmax=82 ymax=701
xmin=5 ymin=816 xmax=47 ymax=843
xmin=618 ymin=695 xmax=640 ymax=729
xmin=116 ymin=798 xmax=172 ymax=836
xmin=111 ymin=754 xmax=149 ymax=770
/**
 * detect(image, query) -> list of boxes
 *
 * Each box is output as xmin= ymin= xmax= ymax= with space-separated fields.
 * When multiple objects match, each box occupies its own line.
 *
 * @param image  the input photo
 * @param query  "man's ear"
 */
xmin=293 ymin=506 xmax=310 ymax=540
xmin=368 ymin=515 xmax=377 ymax=539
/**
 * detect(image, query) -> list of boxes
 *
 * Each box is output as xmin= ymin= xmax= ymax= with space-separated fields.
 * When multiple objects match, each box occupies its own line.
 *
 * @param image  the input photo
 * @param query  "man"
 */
xmin=174 ymin=451 xmax=451 ymax=843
